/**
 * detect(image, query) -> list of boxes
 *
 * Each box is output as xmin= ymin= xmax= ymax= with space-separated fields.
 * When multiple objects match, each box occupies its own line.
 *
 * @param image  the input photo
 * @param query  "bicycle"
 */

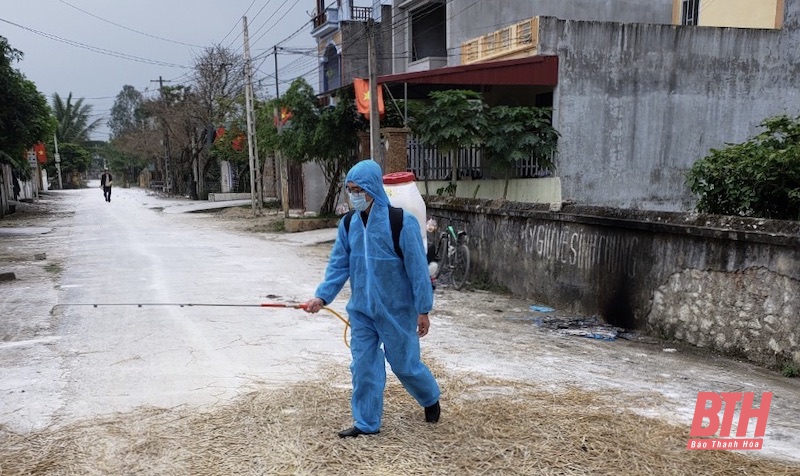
xmin=428 ymin=216 xmax=470 ymax=290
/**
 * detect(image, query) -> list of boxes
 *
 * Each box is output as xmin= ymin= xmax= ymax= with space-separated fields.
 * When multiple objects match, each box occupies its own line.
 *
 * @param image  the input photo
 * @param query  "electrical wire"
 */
xmin=250 ymin=0 xmax=302 ymax=48
xmin=219 ymin=0 xmax=258 ymax=45
xmin=0 ymin=17 xmax=191 ymax=69
xmin=249 ymin=0 xmax=486 ymax=90
xmin=267 ymin=0 xmax=486 ymax=88
xmin=55 ymin=0 xmax=204 ymax=48
xmin=225 ymin=0 xmax=280 ymax=51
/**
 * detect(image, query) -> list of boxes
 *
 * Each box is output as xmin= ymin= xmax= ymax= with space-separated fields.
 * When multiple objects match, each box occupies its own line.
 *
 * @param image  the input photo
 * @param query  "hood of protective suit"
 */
xmin=345 ymin=160 xmax=390 ymax=207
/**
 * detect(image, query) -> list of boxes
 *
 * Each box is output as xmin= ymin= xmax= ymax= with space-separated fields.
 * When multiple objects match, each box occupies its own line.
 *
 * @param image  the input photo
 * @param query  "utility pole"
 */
xmin=242 ymin=16 xmax=262 ymax=215
xmin=367 ymin=18 xmax=381 ymax=168
xmin=53 ymin=133 xmax=63 ymax=190
xmin=150 ymin=76 xmax=173 ymax=194
xmin=274 ymin=45 xmax=290 ymax=218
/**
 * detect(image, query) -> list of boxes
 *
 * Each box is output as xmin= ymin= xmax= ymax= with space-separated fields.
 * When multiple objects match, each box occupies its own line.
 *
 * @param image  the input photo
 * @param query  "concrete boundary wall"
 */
xmin=419 ymin=178 xmax=561 ymax=203
xmin=536 ymin=1 xmax=800 ymax=211
xmin=428 ymin=198 xmax=800 ymax=369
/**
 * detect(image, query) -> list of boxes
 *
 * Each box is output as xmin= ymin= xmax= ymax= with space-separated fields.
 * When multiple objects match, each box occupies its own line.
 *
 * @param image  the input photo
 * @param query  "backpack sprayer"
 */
xmin=55 ymin=302 xmax=351 ymax=347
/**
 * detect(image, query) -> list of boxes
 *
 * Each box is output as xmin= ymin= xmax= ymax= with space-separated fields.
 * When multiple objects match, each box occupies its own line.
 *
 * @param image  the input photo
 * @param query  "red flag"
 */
xmin=280 ymin=107 xmax=292 ymax=125
xmin=214 ymin=127 xmax=226 ymax=143
xmin=33 ymin=142 xmax=47 ymax=164
xmin=353 ymin=78 xmax=384 ymax=120
xmin=231 ymin=134 xmax=246 ymax=152
xmin=273 ymin=107 xmax=292 ymax=127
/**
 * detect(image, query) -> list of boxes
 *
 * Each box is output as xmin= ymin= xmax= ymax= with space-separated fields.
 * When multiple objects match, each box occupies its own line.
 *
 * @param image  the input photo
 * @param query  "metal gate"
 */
xmin=288 ymin=162 xmax=304 ymax=209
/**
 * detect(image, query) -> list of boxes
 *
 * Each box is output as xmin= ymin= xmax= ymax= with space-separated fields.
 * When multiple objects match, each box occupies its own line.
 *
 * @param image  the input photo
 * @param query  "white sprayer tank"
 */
xmin=383 ymin=171 xmax=427 ymax=250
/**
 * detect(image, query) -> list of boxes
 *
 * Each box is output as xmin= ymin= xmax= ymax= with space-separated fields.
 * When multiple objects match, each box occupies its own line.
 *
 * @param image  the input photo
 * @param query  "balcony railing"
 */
xmin=311 ymin=7 xmax=339 ymax=37
xmin=313 ymin=12 xmax=327 ymax=29
xmin=351 ymin=6 xmax=372 ymax=22
xmin=461 ymin=17 xmax=539 ymax=65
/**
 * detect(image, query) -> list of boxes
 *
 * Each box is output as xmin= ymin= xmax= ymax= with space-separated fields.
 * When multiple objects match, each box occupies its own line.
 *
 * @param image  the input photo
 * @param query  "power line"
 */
xmin=340 ymin=0 xmax=483 ymax=59
xmin=56 ymin=0 xmax=204 ymax=48
xmin=226 ymin=0 xmax=279 ymax=51
xmin=0 ymin=17 xmax=191 ymax=69
xmin=269 ymin=0 xmax=339 ymax=49
xmin=250 ymin=0 xmax=301 ymax=48
xmin=267 ymin=0 xmax=485 ymax=93
xmin=275 ymin=16 xmax=314 ymax=46
xmin=219 ymin=0 xmax=259 ymax=46
xmin=303 ymin=0 xmax=484 ymax=78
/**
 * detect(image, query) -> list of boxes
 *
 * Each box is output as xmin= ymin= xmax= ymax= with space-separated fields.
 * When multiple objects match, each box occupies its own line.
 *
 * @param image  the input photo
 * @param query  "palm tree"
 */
xmin=50 ymin=92 xmax=103 ymax=187
xmin=52 ymin=92 xmax=102 ymax=144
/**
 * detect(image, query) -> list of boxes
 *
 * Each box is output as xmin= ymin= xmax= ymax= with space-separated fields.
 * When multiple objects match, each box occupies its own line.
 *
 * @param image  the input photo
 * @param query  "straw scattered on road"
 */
xmin=1 ymin=363 xmax=797 ymax=476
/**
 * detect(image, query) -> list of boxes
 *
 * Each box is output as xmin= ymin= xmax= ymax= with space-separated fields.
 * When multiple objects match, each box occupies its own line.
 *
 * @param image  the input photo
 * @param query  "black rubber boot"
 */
xmin=425 ymin=401 xmax=440 ymax=423
xmin=337 ymin=426 xmax=379 ymax=438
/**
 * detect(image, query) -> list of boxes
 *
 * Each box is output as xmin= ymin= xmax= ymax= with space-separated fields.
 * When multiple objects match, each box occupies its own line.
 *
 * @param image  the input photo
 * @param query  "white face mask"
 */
xmin=348 ymin=192 xmax=369 ymax=211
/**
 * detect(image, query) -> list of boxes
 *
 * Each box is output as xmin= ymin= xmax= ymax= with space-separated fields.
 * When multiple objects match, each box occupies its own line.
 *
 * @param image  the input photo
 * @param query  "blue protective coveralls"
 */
xmin=315 ymin=160 xmax=440 ymax=433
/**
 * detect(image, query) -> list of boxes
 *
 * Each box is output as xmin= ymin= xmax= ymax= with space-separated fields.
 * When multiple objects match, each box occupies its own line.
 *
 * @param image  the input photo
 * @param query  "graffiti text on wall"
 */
xmin=521 ymin=224 xmax=639 ymax=278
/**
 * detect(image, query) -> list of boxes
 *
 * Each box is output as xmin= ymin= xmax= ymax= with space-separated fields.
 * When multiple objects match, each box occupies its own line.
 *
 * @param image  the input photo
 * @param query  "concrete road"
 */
xmin=1 ymin=186 xmax=799 ymax=464
xmin=1 ymin=186 xmax=346 ymax=430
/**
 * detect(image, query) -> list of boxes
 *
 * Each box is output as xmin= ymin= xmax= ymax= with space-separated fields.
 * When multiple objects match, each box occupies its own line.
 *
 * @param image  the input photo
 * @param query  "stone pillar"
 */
xmin=357 ymin=131 xmax=371 ymax=160
xmin=381 ymin=127 xmax=410 ymax=174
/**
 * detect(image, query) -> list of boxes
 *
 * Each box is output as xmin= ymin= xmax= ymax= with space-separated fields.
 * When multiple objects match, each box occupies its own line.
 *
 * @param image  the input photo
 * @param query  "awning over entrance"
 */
xmin=379 ymin=55 xmax=558 ymax=99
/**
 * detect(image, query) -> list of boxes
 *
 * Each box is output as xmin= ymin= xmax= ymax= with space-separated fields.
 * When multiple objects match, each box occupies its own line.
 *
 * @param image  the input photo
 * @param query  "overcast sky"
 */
xmin=1 ymin=0 xmax=322 ymax=141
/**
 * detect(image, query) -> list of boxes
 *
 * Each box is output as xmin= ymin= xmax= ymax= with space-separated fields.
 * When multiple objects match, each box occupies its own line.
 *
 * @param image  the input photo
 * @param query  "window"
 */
xmin=681 ymin=0 xmax=700 ymax=26
xmin=410 ymin=2 xmax=446 ymax=62
xmin=322 ymin=44 xmax=341 ymax=92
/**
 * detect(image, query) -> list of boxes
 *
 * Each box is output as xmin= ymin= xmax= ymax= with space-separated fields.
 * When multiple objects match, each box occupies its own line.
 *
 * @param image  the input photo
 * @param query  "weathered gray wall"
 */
xmin=341 ymin=5 xmax=393 ymax=81
xmin=537 ymin=1 xmax=800 ymax=210
xmin=429 ymin=198 xmax=800 ymax=369
xmin=447 ymin=0 xmax=675 ymax=66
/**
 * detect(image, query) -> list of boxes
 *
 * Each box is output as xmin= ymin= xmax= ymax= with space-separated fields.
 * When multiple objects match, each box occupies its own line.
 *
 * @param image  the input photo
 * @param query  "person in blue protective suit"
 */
xmin=304 ymin=159 xmax=441 ymax=438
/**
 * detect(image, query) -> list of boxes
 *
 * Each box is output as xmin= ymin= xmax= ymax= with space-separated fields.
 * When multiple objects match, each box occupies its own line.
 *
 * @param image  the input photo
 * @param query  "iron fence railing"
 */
xmin=352 ymin=6 xmax=372 ymax=22
xmin=406 ymin=136 xmax=553 ymax=181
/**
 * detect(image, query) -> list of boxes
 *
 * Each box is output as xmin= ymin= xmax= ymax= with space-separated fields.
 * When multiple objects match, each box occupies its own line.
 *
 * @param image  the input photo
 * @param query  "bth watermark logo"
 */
xmin=687 ymin=392 xmax=772 ymax=450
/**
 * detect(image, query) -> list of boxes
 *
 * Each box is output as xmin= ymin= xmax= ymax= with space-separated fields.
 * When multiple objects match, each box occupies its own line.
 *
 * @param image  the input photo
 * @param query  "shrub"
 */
xmin=686 ymin=115 xmax=800 ymax=220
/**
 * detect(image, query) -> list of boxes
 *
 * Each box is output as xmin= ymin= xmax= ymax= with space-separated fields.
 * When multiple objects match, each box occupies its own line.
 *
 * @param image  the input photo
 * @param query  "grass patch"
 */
xmin=782 ymin=364 xmax=799 ymax=378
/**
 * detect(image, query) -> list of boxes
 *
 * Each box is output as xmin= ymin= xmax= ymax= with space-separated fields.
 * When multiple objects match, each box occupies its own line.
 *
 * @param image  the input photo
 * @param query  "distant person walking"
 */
xmin=100 ymin=168 xmax=113 ymax=202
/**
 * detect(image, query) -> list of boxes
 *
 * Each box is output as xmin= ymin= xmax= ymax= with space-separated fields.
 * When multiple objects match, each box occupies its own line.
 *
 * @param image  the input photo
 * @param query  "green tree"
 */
xmin=102 ymin=142 xmax=148 ymax=187
xmin=484 ymin=106 xmax=559 ymax=199
xmin=686 ymin=115 xmax=800 ymax=220
xmin=259 ymin=78 xmax=361 ymax=215
xmin=412 ymin=90 xmax=487 ymax=192
xmin=51 ymin=142 xmax=91 ymax=188
xmin=276 ymin=79 xmax=321 ymax=162
xmin=256 ymin=98 xmax=280 ymax=157
xmin=313 ymin=91 xmax=360 ymax=214
xmin=209 ymin=126 xmax=249 ymax=192
xmin=46 ymin=92 xmax=104 ymax=188
xmin=52 ymin=92 xmax=103 ymax=144
xmin=108 ymin=85 xmax=144 ymax=138
xmin=0 ymin=36 xmax=53 ymax=178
